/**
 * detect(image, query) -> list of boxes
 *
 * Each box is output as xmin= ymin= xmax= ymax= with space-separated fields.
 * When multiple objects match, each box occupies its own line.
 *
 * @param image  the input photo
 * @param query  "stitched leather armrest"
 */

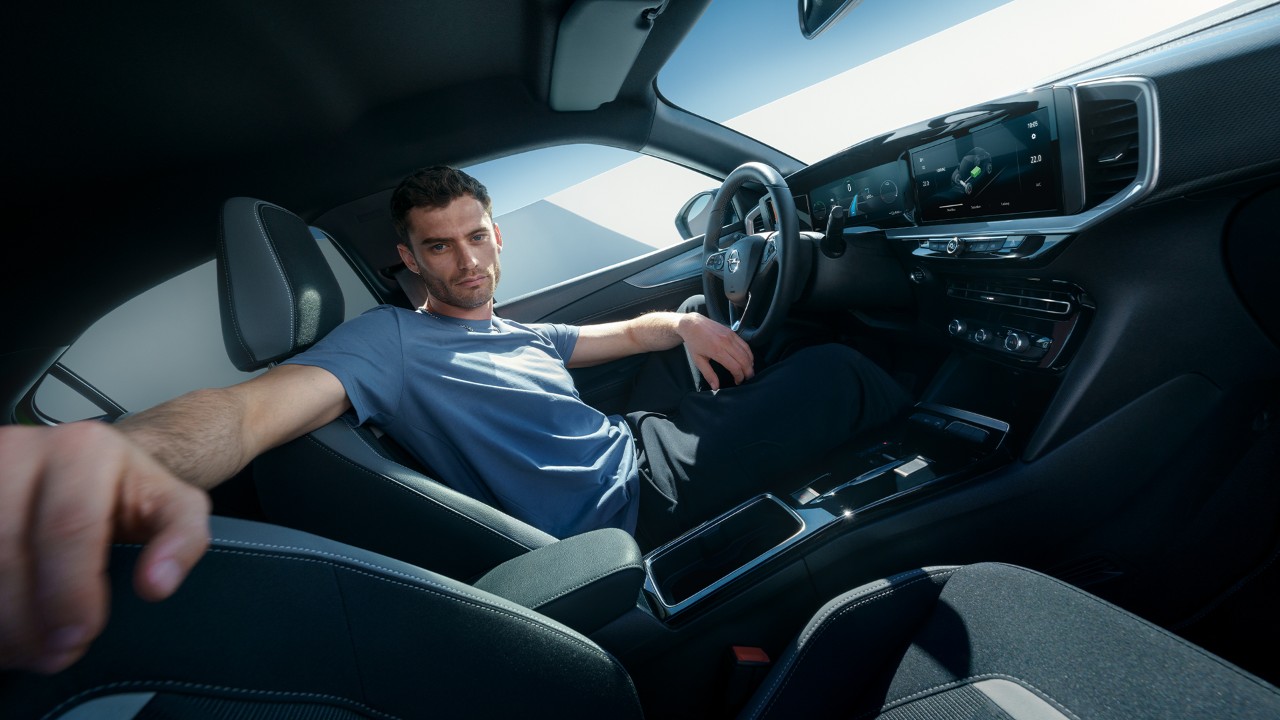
xmin=474 ymin=528 xmax=644 ymax=635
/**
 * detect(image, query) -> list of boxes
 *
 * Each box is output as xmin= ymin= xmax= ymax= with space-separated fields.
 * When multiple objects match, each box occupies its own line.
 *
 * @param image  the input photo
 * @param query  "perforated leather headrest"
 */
xmin=217 ymin=197 xmax=346 ymax=371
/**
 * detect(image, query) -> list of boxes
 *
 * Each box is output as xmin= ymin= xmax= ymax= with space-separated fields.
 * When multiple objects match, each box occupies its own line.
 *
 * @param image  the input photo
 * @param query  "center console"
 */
xmin=641 ymin=403 xmax=1009 ymax=621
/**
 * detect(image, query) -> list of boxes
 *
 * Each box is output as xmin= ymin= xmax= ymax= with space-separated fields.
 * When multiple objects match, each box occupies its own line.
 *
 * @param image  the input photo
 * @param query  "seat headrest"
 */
xmin=217 ymin=197 xmax=346 ymax=371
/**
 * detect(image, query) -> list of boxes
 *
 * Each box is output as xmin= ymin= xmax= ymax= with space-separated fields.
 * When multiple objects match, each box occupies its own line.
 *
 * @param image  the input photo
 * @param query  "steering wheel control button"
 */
xmin=947 ymin=319 xmax=967 ymax=336
xmin=705 ymin=253 xmax=725 ymax=271
xmin=945 ymin=421 xmax=990 ymax=444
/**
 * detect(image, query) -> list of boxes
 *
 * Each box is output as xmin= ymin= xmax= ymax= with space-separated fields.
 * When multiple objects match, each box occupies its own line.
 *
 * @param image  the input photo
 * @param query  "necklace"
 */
xmin=417 ymin=306 xmax=497 ymax=333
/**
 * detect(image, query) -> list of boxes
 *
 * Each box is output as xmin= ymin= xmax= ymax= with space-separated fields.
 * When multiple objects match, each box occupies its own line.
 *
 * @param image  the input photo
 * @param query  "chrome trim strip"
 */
xmin=946 ymin=286 xmax=1073 ymax=315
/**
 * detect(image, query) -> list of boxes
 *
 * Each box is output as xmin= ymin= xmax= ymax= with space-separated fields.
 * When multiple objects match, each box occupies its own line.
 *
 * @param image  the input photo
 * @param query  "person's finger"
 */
xmin=721 ymin=350 xmax=747 ymax=385
xmin=692 ymin=355 xmax=720 ymax=391
xmin=732 ymin=337 xmax=755 ymax=379
xmin=0 ymin=427 xmax=45 ymax=671
xmin=121 ymin=474 xmax=211 ymax=603
xmin=28 ymin=423 xmax=122 ymax=673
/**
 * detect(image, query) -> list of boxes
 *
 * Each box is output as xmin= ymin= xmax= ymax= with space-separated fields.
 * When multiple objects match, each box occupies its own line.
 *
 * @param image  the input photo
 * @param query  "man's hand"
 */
xmin=0 ymin=422 xmax=211 ymax=674
xmin=677 ymin=313 xmax=755 ymax=390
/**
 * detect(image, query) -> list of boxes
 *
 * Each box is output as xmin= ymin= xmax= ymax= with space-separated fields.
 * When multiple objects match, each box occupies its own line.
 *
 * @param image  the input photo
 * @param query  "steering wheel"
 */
xmin=702 ymin=162 xmax=806 ymax=346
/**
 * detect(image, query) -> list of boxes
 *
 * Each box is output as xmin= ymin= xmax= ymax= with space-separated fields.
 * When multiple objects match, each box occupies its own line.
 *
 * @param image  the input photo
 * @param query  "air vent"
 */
xmin=1079 ymin=94 xmax=1140 ymax=209
xmin=751 ymin=214 xmax=767 ymax=234
xmin=947 ymin=280 xmax=1073 ymax=315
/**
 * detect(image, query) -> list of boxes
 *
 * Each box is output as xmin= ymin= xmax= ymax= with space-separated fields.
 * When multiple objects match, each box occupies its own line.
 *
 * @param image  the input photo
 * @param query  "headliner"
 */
xmin=3 ymin=0 xmax=714 ymax=346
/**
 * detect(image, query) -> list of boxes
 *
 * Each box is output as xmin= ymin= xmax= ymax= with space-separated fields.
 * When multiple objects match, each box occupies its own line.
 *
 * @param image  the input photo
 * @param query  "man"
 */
xmin=0 ymin=166 xmax=906 ymax=675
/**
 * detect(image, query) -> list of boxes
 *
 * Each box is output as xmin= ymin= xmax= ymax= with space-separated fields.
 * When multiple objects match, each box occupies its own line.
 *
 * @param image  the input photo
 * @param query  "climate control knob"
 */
xmin=1003 ymin=331 xmax=1028 ymax=353
xmin=947 ymin=319 xmax=967 ymax=336
xmin=973 ymin=328 xmax=992 ymax=344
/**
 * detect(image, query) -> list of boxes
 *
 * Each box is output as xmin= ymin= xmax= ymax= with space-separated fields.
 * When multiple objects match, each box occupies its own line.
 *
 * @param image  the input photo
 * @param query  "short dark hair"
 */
xmin=390 ymin=165 xmax=493 ymax=240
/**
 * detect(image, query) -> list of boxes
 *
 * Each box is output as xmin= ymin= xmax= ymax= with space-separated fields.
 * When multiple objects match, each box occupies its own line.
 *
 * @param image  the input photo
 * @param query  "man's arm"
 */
xmin=0 ymin=363 xmax=350 ymax=674
xmin=117 ymin=363 xmax=352 ymax=489
xmin=568 ymin=311 xmax=754 ymax=390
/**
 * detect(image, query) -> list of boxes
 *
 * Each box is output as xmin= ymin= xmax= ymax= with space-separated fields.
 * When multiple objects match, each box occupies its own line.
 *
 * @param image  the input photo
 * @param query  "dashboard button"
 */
xmin=973 ymin=328 xmax=992 ymax=343
xmin=1003 ymin=331 xmax=1028 ymax=352
xmin=947 ymin=319 xmax=967 ymax=336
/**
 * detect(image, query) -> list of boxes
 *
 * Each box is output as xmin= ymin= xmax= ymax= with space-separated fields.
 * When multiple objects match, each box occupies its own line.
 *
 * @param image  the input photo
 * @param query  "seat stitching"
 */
xmin=40 ymin=680 xmax=402 ymax=720
xmin=293 ymin=433 xmax=541 ymax=552
xmin=748 ymin=567 xmax=960 ymax=720
xmin=849 ymin=673 xmax=1082 ymax=720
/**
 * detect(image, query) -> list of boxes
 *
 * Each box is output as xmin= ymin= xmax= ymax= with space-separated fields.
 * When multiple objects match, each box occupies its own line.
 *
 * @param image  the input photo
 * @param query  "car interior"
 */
xmin=4 ymin=0 xmax=1280 ymax=718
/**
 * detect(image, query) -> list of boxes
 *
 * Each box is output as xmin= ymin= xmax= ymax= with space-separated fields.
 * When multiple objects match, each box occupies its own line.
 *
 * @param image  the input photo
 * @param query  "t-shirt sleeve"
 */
xmin=281 ymin=305 xmax=404 ymax=425
xmin=526 ymin=322 xmax=580 ymax=361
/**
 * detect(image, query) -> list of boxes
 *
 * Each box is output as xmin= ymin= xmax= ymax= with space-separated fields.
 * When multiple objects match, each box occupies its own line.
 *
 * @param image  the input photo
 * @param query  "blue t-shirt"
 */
xmin=283 ymin=305 xmax=639 ymax=538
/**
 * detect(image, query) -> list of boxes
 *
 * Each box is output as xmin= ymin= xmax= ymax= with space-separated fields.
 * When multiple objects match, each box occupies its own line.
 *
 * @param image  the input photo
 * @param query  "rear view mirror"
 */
xmin=798 ymin=0 xmax=862 ymax=39
xmin=674 ymin=189 xmax=716 ymax=240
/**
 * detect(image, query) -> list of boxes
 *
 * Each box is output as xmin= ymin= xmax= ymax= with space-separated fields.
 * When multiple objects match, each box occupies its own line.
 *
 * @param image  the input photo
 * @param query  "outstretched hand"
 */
xmin=0 ymin=422 xmax=210 ymax=674
xmin=677 ymin=313 xmax=756 ymax=390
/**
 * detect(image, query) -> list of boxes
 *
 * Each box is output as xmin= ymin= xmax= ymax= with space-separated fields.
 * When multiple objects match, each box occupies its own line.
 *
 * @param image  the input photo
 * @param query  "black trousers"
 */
xmin=624 ymin=304 xmax=909 ymax=551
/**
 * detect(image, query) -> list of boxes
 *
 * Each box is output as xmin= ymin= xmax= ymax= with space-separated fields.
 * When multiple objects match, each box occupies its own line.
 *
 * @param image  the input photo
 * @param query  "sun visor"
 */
xmin=550 ymin=0 xmax=665 ymax=111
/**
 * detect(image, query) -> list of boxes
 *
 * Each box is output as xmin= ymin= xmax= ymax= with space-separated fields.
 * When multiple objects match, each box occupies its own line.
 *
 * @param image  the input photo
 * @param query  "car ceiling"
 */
xmin=4 ymin=0 xmax=714 ymax=348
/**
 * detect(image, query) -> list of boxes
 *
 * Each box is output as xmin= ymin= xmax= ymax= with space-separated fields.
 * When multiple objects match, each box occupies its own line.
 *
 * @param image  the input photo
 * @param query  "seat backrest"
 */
xmin=1 ymin=517 xmax=642 ymax=720
xmin=216 ymin=197 xmax=556 ymax=581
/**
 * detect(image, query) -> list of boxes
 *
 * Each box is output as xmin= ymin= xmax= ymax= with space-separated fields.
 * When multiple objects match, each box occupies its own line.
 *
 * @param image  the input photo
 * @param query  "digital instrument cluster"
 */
xmin=809 ymin=161 xmax=912 ymax=229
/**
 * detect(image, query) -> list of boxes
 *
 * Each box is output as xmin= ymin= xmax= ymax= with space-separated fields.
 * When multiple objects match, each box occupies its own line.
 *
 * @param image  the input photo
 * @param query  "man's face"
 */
xmin=398 ymin=195 xmax=503 ymax=317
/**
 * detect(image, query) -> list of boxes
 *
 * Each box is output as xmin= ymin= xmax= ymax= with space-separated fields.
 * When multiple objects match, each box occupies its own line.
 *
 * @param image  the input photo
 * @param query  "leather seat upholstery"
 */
xmin=216 ymin=197 xmax=557 ymax=581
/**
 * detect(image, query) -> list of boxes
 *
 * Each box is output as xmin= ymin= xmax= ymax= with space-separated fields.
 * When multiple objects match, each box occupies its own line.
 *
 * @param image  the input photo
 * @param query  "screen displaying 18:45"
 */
xmin=910 ymin=107 xmax=1060 ymax=223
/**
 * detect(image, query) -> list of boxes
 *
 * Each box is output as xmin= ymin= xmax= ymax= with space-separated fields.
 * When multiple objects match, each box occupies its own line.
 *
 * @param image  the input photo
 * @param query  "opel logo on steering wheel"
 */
xmin=726 ymin=248 xmax=741 ymax=273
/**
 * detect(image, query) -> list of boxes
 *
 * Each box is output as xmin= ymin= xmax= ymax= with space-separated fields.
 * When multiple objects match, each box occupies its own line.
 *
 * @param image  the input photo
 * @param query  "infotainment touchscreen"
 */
xmin=909 ymin=107 xmax=1060 ymax=223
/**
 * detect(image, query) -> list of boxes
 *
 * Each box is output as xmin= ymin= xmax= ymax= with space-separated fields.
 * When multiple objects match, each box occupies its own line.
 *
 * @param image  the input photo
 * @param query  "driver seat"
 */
xmin=216 ymin=196 xmax=557 ymax=581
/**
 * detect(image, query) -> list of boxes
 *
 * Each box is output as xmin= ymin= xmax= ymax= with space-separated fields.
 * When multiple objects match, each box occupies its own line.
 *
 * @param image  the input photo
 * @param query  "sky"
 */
xmin=658 ymin=0 xmax=1017 ymax=122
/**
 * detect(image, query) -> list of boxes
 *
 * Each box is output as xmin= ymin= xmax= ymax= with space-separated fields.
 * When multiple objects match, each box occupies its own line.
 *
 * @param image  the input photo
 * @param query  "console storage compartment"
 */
xmin=645 ymin=495 xmax=804 ymax=616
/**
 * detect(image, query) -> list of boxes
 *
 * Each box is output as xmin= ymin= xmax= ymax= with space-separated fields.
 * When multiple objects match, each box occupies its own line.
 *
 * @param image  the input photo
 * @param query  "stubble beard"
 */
xmin=423 ymin=262 xmax=502 ymax=311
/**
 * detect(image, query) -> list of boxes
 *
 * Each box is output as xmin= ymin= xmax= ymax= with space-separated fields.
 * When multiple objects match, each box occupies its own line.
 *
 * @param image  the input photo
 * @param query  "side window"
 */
xmin=32 ymin=230 xmax=377 ymax=423
xmin=464 ymin=145 xmax=717 ymax=301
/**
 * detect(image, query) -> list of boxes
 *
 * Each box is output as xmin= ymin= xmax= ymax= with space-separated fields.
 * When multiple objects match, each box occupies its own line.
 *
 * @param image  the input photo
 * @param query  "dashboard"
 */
xmin=777 ymin=81 xmax=1155 ymax=255
xmin=770 ymin=79 xmax=1156 ymax=371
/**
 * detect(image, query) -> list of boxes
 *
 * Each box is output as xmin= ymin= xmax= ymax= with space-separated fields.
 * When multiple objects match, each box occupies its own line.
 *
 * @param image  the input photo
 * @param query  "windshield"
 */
xmin=660 ymin=0 xmax=1242 ymax=164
